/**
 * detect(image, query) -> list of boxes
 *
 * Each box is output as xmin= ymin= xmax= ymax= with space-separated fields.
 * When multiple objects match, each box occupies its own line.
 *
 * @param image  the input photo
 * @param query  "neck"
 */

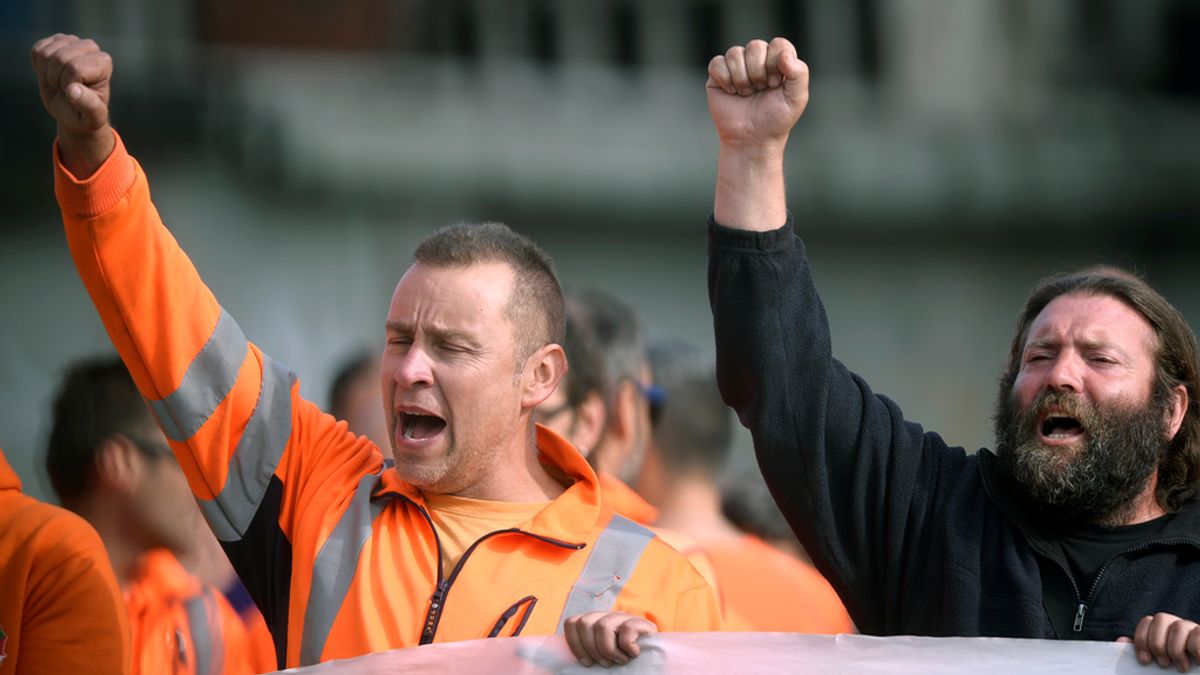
xmin=77 ymin=499 xmax=142 ymax=588
xmin=448 ymin=423 xmax=566 ymax=502
xmin=1110 ymin=471 xmax=1167 ymax=526
xmin=651 ymin=475 xmax=744 ymax=542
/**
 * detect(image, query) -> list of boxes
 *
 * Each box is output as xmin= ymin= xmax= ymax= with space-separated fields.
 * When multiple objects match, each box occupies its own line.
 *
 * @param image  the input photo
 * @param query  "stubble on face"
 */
xmin=994 ymin=387 xmax=1169 ymax=527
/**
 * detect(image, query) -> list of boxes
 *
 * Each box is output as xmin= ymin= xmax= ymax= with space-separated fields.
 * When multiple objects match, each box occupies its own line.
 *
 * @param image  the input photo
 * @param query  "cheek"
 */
xmin=1011 ymin=373 xmax=1038 ymax=407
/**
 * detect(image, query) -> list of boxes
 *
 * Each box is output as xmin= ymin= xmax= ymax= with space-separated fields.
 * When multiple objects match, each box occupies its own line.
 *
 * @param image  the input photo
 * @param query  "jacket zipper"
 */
xmin=1071 ymin=537 xmax=1198 ymax=633
xmin=1036 ymin=535 xmax=1199 ymax=635
xmin=407 ymin=497 xmax=583 ymax=645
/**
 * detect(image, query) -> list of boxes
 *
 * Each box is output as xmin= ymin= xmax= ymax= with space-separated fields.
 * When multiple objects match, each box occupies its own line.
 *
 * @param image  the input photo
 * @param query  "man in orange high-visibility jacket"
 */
xmin=0 ymin=447 xmax=131 ymax=675
xmin=34 ymin=34 xmax=723 ymax=671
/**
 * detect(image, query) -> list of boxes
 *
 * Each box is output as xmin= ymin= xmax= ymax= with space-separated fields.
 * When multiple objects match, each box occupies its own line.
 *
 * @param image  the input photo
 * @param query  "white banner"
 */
xmin=284 ymin=632 xmax=1146 ymax=674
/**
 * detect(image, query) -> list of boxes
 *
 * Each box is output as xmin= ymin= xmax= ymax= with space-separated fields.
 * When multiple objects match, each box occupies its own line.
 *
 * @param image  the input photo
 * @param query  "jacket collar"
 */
xmin=375 ymin=424 xmax=604 ymax=545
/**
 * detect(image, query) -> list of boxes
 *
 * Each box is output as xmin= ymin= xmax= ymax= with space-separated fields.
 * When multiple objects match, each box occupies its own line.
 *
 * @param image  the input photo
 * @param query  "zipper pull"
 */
xmin=1073 ymin=603 xmax=1087 ymax=632
xmin=421 ymin=580 xmax=450 ymax=643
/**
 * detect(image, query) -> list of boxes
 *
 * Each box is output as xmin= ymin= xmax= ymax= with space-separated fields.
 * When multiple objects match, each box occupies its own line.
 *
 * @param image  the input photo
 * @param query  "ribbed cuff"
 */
xmin=53 ymin=129 xmax=135 ymax=219
xmin=707 ymin=213 xmax=795 ymax=253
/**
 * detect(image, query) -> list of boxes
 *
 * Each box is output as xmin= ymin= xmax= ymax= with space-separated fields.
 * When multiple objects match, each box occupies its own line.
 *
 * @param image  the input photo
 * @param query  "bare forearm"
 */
xmin=713 ymin=143 xmax=788 ymax=232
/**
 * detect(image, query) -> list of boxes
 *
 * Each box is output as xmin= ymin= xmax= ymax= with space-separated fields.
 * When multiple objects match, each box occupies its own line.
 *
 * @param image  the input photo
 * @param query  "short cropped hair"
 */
xmin=45 ymin=355 xmax=162 ymax=508
xmin=414 ymin=222 xmax=564 ymax=360
xmin=998 ymin=266 xmax=1200 ymax=512
xmin=647 ymin=337 xmax=732 ymax=476
xmin=568 ymin=289 xmax=644 ymax=401
xmin=560 ymin=297 xmax=606 ymax=408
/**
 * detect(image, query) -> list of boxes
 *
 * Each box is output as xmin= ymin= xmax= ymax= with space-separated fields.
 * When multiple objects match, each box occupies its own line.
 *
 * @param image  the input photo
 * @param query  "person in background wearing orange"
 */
xmin=44 ymin=356 xmax=256 ymax=674
xmin=0 ymin=446 xmax=130 ymax=674
xmin=539 ymin=289 xmax=661 ymax=525
xmin=34 ymin=34 xmax=722 ymax=670
xmin=535 ymin=291 xmax=723 ymax=589
xmin=638 ymin=338 xmax=855 ymax=634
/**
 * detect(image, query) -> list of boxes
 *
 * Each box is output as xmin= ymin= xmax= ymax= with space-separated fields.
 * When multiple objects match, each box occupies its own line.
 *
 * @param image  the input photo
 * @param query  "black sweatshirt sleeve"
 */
xmin=707 ymin=215 xmax=968 ymax=634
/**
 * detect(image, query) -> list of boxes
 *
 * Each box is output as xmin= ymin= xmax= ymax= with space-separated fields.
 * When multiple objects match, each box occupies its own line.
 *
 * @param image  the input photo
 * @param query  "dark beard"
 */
xmin=993 ymin=388 xmax=1169 ymax=527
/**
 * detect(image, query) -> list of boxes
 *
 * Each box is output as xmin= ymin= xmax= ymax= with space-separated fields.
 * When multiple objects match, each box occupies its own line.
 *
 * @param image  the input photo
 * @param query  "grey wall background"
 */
xmin=1 ymin=0 xmax=1198 ymax=502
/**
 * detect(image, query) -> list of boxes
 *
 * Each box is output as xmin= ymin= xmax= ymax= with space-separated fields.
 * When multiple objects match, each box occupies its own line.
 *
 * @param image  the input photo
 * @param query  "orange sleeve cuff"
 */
xmin=53 ymin=129 xmax=136 ymax=219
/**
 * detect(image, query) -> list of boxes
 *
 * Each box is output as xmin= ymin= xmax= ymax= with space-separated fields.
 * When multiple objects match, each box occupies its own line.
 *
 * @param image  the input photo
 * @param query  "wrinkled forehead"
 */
xmin=1024 ymin=291 xmax=1159 ymax=356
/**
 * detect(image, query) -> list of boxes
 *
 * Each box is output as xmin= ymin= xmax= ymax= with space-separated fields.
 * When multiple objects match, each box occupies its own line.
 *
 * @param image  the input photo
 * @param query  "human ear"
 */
xmin=521 ymin=343 xmax=567 ymax=409
xmin=94 ymin=435 xmax=142 ymax=495
xmin=1165 ymin=384 xmax=1189 ymax=441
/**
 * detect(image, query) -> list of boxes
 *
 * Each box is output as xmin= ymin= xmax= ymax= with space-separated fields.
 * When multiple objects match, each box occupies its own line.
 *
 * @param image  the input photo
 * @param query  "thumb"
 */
xmin=1116 ymin=636 xmax=1132 ymax=643
xmin=778 ymin=51 xmax=810 ymax=108
xmin=66 ymin=82 xmax=108 ymax=128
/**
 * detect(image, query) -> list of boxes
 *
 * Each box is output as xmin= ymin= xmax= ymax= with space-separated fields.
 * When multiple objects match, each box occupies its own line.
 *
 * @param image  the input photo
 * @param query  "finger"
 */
xmin=31 ymin=33 xmax=68 ymax=73
xmin=725 ymin=45 xmax=751 ymax=96
xmin=779 ymin=50 xmax=810 ymax=110
xmin=744 ymin=39 xmax=769 ymax=90
xmin=615 ymin=618 xmax=656 ymax=660
xmin=1135 ymin=615 xmax=1156 ymax=665
xmin=65 ymin=83 xmax=109 ymax=129
xmin=591 ymin=615 xmax=622 ymax=667
xmin=1187 ymin=628 xmax=1200 ymax=665
xmin=1148 ymin=614 xmax=1176 ymax=669
xmin=32 ymin=33 xmax=72 ymax=71
xmin=707 ymin=55 xmax=735 ymax=95
xmin=44 ymin=37 xmax=94 ymax=97
xmin=1165 ymin=621 xmax=1196 ymax=672
xmin=57 ymin=49 xmax=110 ymax=95
xmin=563 ymin=617 xmax=594 ymax=667
xmin=575 ymin=613 xmax=606 ymax=666
xmin=764 ymin=38 xmax=788 ymax=89
xmin=32 ymin=34 xmax=74 ymax=97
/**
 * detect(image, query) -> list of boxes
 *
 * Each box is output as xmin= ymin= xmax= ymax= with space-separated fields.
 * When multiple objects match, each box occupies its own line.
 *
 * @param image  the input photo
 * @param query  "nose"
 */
xmin=1044 ymin=352 xmax=1083 ymax=393
xmin=391 ymin=346 xmax=434 ymax=388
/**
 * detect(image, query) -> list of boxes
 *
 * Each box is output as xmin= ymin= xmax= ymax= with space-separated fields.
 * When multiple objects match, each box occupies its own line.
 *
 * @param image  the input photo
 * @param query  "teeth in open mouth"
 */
xmin=403 ymin=417 xmax=417 ymax=439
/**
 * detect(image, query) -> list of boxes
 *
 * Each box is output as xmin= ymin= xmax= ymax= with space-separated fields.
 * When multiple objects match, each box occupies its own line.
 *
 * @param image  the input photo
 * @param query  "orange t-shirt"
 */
xmin=126 ymin=550 xmax=255 ymax=675
xmin=0 ymin=448 xmax=130 ymax=674
xmin=704 ymin=535 xmax=854 ymax=633
xmin=423 ymin=493 xmax=550 ymax=571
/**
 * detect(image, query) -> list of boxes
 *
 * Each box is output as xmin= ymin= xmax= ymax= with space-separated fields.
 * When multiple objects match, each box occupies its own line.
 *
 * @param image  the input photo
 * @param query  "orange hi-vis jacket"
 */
xmin=0 ymin=448 xmax=130 ymax=675
xmin=126 ymin=550 xmax=255 ymax=675
xmin=55 ymin=133 xmax=724 ymax=669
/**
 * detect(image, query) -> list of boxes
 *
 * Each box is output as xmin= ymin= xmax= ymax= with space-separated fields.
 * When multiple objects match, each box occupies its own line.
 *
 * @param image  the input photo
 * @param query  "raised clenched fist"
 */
xmin=706 ymin=37 xmax=809 ymax=151
xmin=31 ymin=33 xmax=115 ymax=176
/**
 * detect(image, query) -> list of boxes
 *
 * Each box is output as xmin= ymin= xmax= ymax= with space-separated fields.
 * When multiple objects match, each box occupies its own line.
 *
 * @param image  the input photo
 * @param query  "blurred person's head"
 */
xmin=535 ymin=297 xmax=608 ymax=455
xmin=994 ymin=266 xmax=1200 ymax=527
xmin=330 ymin=350 xmax=390 ymax=449
xmin=637 ymin=337 xmax=732 ymax=507
xmin=381 ymin=222 xmax=567 ymax=497
xmin=537 ymin=288 xmax=654 ymax=486
xmin=45 ymin=355 xmax=202 ymax=581
xmin=721 ymin=469 xmax=808 ymax=560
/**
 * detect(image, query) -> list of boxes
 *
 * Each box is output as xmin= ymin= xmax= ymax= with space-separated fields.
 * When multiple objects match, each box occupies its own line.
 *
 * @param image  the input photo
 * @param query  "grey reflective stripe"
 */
xmin=183 ymin=588 xmax=222 ymax=675
xmin=198 ymin=354 xmax=296 ymax=542
xmin=300 ymin=471 xmax=388 ymax=665
xmin=555 ymin=515 xmax=656 ymax=633
xmin=148 ymin=309 xmax=248 ymax=441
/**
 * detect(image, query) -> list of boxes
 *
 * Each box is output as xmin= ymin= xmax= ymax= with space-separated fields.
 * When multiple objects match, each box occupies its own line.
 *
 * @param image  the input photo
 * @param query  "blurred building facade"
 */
xmin=1 ymin=0 xmax=1198 ymax=501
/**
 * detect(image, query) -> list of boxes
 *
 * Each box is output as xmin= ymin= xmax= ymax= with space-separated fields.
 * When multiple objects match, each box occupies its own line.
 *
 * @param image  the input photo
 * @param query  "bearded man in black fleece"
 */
xmin=705 ymin=37 xmax=1200 ymax=671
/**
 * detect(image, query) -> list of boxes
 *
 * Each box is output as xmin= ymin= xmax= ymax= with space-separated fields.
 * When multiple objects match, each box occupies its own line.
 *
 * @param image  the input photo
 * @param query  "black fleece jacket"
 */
xmin=707 ymin=216 xmax=1200 ymax=639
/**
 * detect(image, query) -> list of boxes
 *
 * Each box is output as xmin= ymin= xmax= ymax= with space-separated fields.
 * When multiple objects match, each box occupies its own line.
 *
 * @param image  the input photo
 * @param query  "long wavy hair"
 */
xmin=997 ymin=266 xmax=1200 ymax=512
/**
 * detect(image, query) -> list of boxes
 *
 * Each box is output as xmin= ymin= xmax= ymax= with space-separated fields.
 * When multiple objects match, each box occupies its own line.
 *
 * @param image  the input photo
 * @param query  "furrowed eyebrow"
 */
xmin=385 ymin=321 xmax=477 ymax=346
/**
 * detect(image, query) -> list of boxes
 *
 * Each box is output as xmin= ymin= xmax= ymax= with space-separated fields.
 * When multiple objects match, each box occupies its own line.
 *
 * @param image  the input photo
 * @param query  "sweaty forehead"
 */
xmin=1026 ymin=292 xmax=1157 ymax=354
